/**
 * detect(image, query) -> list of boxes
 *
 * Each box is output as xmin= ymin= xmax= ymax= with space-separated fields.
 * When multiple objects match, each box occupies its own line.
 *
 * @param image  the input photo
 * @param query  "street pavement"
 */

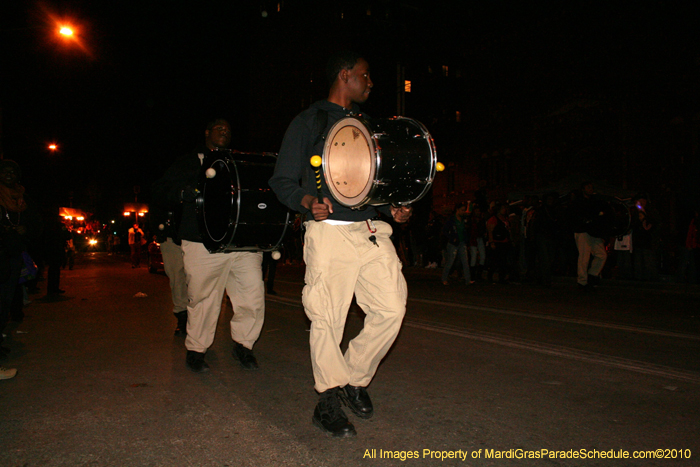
xmin=1 ymin=252 xmax=698 ymax=467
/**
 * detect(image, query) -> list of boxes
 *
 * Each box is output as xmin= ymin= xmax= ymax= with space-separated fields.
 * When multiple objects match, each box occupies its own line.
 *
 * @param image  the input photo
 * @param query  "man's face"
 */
xmin=345 ymin=58 xmax=373 ymax=105
xmin=205 ymin=121 xmax=231 ymax=150
xmin=0 ymin=165 xmax=19 ymax=187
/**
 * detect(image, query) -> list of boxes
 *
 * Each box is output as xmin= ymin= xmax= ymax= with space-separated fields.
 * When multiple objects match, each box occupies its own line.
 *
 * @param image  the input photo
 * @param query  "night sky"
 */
xmin=1 ymin=1 xmax=698 ymax=220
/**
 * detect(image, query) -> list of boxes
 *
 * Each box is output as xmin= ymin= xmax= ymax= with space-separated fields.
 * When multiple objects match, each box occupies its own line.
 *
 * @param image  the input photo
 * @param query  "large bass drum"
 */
xmin=196 ymin=152 xmax=290 ymax=253
xmin=322 ymin=116 xmax=437 ymax=209
xmin=586 ymin=196 xmax=632 ymax=239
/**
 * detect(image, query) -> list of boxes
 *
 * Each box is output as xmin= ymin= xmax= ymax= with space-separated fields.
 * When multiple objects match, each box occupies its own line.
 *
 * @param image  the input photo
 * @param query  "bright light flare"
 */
xmin=88 ymin=238 xmax=98 ymax=246
xmin=41 ymin=5 xmax=93 ymax=57
xmin=48 ymin=143 xmax=58 ymax=151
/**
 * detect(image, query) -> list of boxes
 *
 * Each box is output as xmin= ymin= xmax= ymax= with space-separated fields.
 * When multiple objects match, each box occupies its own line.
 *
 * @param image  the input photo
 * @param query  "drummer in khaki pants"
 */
xmin=159 ymin=237 xmax=189 ymax=335
xmin=269 ymin=51 xmax=413 ymax=438
xmin=151 ymin=118 xmax=265 ymax=373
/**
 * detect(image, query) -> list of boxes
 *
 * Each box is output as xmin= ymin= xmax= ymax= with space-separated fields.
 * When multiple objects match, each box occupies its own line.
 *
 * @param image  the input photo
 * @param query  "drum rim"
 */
xmin=197 ymin=157 xmax=238 ymax=251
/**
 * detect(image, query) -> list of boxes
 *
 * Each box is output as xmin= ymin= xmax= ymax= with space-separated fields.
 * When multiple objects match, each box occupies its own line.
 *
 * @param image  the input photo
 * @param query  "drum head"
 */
xmin=323 ymin=118 xmax=376 ymax=207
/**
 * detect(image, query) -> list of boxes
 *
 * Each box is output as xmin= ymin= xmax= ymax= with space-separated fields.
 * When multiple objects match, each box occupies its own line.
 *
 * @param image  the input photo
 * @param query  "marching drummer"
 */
xmin=269 ymin=51 xmax=412 ymax=438
xmin=151 ymin=119 xmax=265 ymax=373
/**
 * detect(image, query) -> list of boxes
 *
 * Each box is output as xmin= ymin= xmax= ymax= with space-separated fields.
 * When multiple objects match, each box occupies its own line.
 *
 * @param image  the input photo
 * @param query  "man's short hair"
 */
xmin=326 ymin=51 xmax=364 ymax=86
xmin=206 ymin=118 xmax=230 ymax=131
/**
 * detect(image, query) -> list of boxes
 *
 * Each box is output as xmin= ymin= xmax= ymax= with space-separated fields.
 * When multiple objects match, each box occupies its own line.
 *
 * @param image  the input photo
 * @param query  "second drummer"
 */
xmin=269 ymin=51 xmax=412 ymax=438
xmin=152 ymin=118 xmax=265 ymax=373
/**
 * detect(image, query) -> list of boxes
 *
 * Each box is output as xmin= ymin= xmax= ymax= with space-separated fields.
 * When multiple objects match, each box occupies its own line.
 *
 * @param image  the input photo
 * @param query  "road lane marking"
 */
xmin=409 ymin=298 xmax=700 ymax=341
xmin=266 ymin=295 xmax=700 ymax=383
xmin=404 ymin=318 xmax=700 ymax=384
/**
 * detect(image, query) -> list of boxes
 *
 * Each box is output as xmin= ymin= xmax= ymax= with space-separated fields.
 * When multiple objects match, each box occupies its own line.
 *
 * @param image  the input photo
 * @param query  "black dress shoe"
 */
xmin=185 ymin=350 xmax=210 ymax=373
xmin=312 ymin=388 xmax=356 ymax=438
xmin=588 ymin=274 xmax=601 ymax=287
xmin=340 ymin=385 xmax=374 ymax=419
xmin=174 ymin=310 xmax=187 ymax=336
xmin=233 ymin=343 xmax=259 ymax=370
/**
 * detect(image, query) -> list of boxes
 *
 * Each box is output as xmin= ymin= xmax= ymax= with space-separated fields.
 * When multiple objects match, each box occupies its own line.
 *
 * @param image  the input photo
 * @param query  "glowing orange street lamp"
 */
xmin=48 ymin=143 xmax=58 ymax=151
xmin=59 ymin=26 xmax=74 ymax=37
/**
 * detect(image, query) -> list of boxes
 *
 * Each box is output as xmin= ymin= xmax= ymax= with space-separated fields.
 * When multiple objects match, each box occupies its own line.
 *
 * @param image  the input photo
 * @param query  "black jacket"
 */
xmin=151 ymin=147 xmax=213 ymax=243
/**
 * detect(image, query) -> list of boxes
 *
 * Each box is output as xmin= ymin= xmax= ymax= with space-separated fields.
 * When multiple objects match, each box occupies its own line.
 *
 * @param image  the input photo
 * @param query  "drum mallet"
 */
xmin=310 ymin=155 xmax=324 ymax=204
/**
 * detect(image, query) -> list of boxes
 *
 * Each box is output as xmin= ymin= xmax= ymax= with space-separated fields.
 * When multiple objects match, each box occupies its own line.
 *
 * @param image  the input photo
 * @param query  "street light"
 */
xmin=59 ymin=26 xmax=74 ymax=37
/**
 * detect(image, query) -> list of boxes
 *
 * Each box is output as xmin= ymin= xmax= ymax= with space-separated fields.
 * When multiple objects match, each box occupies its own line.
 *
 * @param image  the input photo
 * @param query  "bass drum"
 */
xmin=322 ymin=116 xmax=437 ymax=209
xmin=196 ymin=152 xmax=290 ymax=253
xmin=587 ymin=196 xmax=632 ymax=239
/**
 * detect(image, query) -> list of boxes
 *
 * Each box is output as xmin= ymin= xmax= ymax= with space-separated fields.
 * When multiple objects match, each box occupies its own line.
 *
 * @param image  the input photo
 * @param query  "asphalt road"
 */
xmin=1 ymin=252 xmax=698 ymax=467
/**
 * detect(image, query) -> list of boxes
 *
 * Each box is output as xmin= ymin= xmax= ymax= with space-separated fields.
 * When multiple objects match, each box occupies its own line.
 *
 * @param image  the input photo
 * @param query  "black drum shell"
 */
xmin=196 ymin=153 xmax=290 ymax=253
xmin=586 ymin=196 xmax=632 ymax=239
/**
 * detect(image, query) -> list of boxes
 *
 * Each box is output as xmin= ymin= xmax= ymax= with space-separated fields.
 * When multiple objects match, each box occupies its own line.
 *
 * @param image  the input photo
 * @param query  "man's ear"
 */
xmin=339 ymin=68 xmax=349 ymax=83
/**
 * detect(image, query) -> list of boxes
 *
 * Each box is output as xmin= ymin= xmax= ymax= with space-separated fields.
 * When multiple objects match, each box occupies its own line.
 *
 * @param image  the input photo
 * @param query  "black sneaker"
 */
xmin=340 ymin=385 xmax=374 ymax=419
xmin=233 ymin=343 xmax=259 ymax=370
xmin=186 ymin=350 xmax=210 ymax=373
xmin=312 ymin=388 xmax=356 ymax=438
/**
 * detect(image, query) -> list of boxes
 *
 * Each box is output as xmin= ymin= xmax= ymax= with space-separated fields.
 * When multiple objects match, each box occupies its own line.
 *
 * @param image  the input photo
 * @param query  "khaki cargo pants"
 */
xmin=303 ymin=220 xmax=407 ymax=393
xmin=182 ymin=240 xmax=265 ymax=353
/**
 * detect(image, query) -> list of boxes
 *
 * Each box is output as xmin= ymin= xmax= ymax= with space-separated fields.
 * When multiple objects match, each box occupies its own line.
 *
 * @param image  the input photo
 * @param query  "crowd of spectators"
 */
xmin=275 ymin=185 xmax=700 ymax=289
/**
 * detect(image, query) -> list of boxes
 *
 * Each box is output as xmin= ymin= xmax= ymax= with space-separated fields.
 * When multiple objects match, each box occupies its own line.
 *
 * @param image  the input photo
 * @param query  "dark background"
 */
xmin=1 ymin=1 xmax=699 ymax=224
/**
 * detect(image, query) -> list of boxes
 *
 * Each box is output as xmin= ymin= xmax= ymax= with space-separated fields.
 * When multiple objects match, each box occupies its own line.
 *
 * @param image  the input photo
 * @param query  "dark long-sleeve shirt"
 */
xmin=151 ymin=147 xmax=212 ymax=243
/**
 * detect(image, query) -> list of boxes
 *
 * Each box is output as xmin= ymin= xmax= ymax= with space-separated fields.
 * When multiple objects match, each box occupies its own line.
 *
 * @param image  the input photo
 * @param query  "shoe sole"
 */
xmin=339 ymin=393 xmax=374 ymax=419
xmin=186 ymin=363 xmax=210 ymax=373
xmin=233 ymin=349 xmax=259 ymax=371
xmin=312 ymin=417 xmax=357 ymax=438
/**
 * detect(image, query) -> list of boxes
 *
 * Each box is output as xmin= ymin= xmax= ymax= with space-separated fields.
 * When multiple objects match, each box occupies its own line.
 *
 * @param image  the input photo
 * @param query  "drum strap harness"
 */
xmin=366 ymin=219 xmax=378 ymax=247
xmin=313 ymin=109 xmax=328 ymax=146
